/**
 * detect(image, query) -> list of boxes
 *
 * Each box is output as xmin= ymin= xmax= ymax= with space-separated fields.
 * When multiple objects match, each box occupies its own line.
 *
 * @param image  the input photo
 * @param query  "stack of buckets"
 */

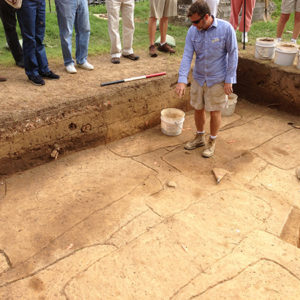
xmin=255 ymin=37 xmax=300 ymax=69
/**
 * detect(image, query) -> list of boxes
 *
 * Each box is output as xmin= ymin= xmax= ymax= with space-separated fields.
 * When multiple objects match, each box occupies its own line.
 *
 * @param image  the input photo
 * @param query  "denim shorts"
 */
xmin=281 ymin=0 xmax=300 ymax=13
xmin=190 ymin=80 xmax=227 ymax=112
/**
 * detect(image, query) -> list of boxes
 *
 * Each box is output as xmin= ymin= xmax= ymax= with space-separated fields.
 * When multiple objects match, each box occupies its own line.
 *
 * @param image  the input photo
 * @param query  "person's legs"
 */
xmin=55 ymin=0 xmax=76 ymax=66
xmin=210 ymin=110 xmax=221 ymax=136
xmin=185 ymin=80 xmax=206 ymax=150
xmin=121 ymin=0 xmax=135 ymax=56
xmin=230 ymin=0 xmax=243 ymax=30
xmin=17 ymin=0 xmax=39 ymax=77
xmin=292 ymin=11 xmax=300 ymax=40
xmin=75 ymin=0 xmax=90 ymax=64
xmin=35 ymin=0 xmax=49 ymax=74
xmin=277 ymin=13 xmax=291 ymax=38
xmin=0 ymin=0 xmax=23 ymax=64
xmin=148 ymin=17 xmax=157 ymax=46
xmin=106 ymin=0 xmax=122 ymax=59
xmin=195 ymin=109 xmax=206 ymax=132
xmin=202 ymin=83 xmax=226 ymax=158
xmin=238 ymin=0 xmax=256 ymax=33
xmin=159 ymin=17 xmax=168 ymax=44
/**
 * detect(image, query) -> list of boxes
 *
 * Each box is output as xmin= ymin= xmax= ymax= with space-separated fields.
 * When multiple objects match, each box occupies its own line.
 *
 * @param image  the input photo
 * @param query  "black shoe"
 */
xmin=39 ymin=70 xmax=60 ymax=79
xmin=16 ymin=60 xmax=24 ymax=68
xmin=28 ymin=75 xmax=45 ymax=86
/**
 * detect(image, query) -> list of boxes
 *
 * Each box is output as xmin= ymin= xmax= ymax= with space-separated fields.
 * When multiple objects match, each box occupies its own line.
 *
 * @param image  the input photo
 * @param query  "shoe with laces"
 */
xmin=78 ymin=61 xmax=94 ymax=70
xmin=66 ymin=64 xmax=77 ymax=74
xmin=122 ymin=53 xmax=139 ymax=61
xmin=28 ymin=75 xmax=45 ymax=86
xmin=149 ymin=45 xmax=157 ymax=57
xmin=111 ymin=57 xmax=120 ymax=64
xmin=157 ymin=43 xmax=175 ymax=53
xmin=184 ymin=133 xmax=206 ymax=150
xmin=40 ymin=70 xmax=60 ymax=79
xmin=202 ymin=138 xmax=216 ymax=158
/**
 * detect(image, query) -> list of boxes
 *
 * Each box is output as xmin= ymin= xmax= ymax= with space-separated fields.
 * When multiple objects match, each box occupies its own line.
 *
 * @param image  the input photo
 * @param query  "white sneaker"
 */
xmin=66 ymin=64 xmax=77 ymax=74
xmin=77 ymin=61 xmax=94 ymax=70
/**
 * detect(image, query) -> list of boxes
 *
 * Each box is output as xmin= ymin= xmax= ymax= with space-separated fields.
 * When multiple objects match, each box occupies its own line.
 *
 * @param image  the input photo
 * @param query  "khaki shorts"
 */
xmin=281 ymin=0 xmax=300 ymax=13
xmin=150 ymin=0 xmax=178 ymax=19
xmin=190 ymin=80 xmax=227 ymax=112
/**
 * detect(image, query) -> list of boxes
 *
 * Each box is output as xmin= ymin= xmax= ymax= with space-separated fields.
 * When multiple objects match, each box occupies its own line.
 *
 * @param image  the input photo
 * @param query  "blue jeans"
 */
xmin=55 ymin=0 xmax=90 ymax=66
xmin=17 ymin=0 xmax=49 ymax=77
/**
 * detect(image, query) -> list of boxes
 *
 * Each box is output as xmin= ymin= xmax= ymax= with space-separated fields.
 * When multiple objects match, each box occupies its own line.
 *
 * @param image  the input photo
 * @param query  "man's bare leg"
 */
xmin=277 ymin=13 xmax=290 ymax=38
xmin=210 ymin=110 xmax=221 ymax=136
xmin=148 ymin=17 xmax=157 ymax=45
xmin=195 ymin=108 xmax=206 ymax=131
xmin=159 ymin=17 xmax=168 ymax=44
xmin=292 ymin=12 xmax=300 ymax=40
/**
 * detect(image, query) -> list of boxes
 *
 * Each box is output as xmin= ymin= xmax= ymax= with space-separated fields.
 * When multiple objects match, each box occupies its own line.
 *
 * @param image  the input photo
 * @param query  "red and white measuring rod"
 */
xmin=100 ymin=72 xmax=166 ymax=87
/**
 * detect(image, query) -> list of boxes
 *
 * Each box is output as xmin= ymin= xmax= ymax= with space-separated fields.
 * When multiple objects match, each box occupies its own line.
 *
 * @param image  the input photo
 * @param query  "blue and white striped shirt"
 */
xmin=178 ymin=18 xmax=238 ymax=87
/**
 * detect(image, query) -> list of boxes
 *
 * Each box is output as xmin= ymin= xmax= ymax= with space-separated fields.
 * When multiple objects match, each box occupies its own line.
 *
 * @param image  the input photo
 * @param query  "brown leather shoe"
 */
xmin=111 ymin=57 xmax=120 ymax=64
xmin=122 ymin=53 xmax=139 ymax=61
xmin=0 ymin=76 xmax=7 ymax=82
xmin=149 ymin=45 xmax=157 ymax=57
xmin=157 ymin=43 xmax=175 ymax=54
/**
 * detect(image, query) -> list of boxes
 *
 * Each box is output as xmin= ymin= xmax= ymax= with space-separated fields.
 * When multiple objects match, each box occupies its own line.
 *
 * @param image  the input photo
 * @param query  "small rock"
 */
xmin=50 ymin=149 xmax=59 ymax=160
xmin=167 ymin=181 xmax=177 ymax=188
xmin=296 ymin=167 xmax=300 ymax=179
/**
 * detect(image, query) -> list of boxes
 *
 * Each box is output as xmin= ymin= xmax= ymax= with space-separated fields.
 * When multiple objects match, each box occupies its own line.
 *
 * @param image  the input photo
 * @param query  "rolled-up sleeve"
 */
xmin=225 ymin=25 xmax=238 ymax=84
xmin=178 ymin=28 xmax=195 ymax=84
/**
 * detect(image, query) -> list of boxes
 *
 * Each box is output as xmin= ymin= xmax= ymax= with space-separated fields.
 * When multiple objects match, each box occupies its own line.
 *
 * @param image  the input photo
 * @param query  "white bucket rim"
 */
xmin=161 ymin=108 xmax=185 ymax=119
xmin=275 ymin=43 xmax=298 ymax=54
xmin=256 ymin=37 xmax=276 ymax=47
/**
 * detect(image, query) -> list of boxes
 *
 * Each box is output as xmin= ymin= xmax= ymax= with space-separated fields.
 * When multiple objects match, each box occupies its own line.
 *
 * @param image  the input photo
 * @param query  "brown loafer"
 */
xmin=111 ymin=57 xmax=120 ymax=64
xmin=157 ymin=43 xmax=175 ymax=54
xmin=149 ymin=45 xmax=157 ymax=57
xmin=122 ymin=53 xmax=139 ymax=61
xmin=0 ymin=76 xmax=7 ymax=82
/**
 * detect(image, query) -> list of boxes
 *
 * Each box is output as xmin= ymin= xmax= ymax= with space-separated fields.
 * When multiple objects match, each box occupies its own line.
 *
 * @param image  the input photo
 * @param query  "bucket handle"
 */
xmin=174 ymin=120 xmax=184 ymax=128
xmin=256 ymin=47 xmax=272 ymax=59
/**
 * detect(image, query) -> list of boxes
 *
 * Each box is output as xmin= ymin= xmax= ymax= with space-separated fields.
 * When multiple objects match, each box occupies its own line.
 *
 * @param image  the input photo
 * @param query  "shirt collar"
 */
xmin=209 ymin=16 xmax=218 ymax=29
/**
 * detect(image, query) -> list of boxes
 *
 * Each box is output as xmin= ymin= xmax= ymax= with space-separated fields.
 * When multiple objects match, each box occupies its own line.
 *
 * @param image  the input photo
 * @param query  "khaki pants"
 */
xmin=106 ymin=0 xmax=135 ymax=58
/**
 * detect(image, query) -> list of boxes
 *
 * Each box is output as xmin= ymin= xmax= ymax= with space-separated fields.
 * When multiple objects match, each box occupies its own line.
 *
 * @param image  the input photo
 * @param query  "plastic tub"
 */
xmin=161 ymin=108 xmax=185 ymax=136
xmin=221 ymin=93 xmax=238 ymax=117
xmin=274 ymin=43 xmax=298 ymax=66
xmin=255 ymin=37 xmax=276 ymax=60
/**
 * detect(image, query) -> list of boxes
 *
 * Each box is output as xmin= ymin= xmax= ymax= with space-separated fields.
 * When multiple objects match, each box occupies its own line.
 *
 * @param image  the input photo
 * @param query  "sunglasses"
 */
xmin=191 ymin=15 xmax=205 ymax=24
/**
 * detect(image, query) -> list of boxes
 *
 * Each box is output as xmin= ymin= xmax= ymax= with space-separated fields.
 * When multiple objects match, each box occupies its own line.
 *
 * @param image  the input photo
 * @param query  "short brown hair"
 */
xmin=188 ymin=0 xmax=211 ymax=17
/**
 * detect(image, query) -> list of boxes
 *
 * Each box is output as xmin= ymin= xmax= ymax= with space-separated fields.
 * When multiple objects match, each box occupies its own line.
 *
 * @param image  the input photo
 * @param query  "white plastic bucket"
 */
xmin=221 ymin=93 xmax=238 ymax=117
xmin=255 ymin=37 xmax=276 ymax=60
xmin=274 ymin=43 xmax=298 ymax=66
xmin=161 ymin=108 xmax=185 ymax=136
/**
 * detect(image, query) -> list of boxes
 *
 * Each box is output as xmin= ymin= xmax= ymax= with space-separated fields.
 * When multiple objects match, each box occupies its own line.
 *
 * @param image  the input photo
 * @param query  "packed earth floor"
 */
xmin=0 ymin=51 xmax=300 ymax=299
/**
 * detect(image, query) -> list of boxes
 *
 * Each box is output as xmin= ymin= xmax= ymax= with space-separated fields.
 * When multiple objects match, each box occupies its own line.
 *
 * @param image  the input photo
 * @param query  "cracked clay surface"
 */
xmin=1 ymin=99 xmax=300 ymax=299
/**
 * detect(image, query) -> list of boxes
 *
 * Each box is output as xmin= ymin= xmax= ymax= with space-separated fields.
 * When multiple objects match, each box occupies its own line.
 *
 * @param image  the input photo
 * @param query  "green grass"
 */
xmin=0 ymin=0 xmax=298 ymax=65
xmin=240 ymin=0 xmax=299 ymax=45
xmin=0 ymin=0 xmax=188 ymax=66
